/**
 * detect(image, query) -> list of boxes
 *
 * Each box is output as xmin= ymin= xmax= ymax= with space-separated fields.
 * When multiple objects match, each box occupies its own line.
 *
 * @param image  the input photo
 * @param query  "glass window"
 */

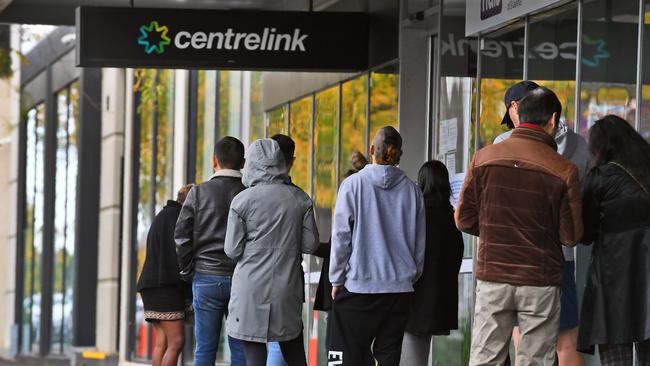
xmin=267 ymin=105 xmax=288 ymax=136
xmin=131 ymin=69 xmax=175 ymax=361
xmin=528 ymin=6 xmax=579 ymax=131
xmin=195 ymin=70 xmax=218 ymax=183
xmin=313 ymin=86 xmax=339 ymax=241
xmin=51 ymin=82 xmax=79 ymax=353
xmin=22 ymin=103 xmax=46 ymax=355
xmin=339 ymin=75 xmax=368 ymax=182
xmin=432 ymin=273 xmax=473 ymax=365
xmin=439 ymin=0 xmax=478 ymax=261
xmin=311 ymin=86 xmax=339 ymax=364
xmin=370 ymin=65 xmax=400 ymax=138
xmin=479 ymin=24 xmax=526 ymax=147
xmin=579 ymin=0 xmax=639 ymax=135
xmin=432 ymin=3 xmax=477 ymax=364
xmin=220 ymin=71 xmax=243 ymax=139
xmin=288 ymin=97 xmax=313 ymax=193
xmin=640 ymin=0 xmax=650 ymax=141
xmin=249 ymin=71 xmax=265 ymax=143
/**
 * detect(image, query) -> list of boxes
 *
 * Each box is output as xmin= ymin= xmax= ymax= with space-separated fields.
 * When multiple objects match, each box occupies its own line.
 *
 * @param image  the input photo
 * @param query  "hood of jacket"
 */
xmin=243 ymin=139 xmax=290 ymax=187
xmin=360 ymin=164 xmax=408 ymax=190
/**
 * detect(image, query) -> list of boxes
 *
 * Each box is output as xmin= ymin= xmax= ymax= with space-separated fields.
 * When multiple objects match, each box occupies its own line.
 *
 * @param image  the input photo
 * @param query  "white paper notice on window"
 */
xmin=450 ymin=172 xmax=466 ymax=210
xmin=438 ymin=118 xmax=458 ymax=153
xmin=445 ymin=152 xmax=456 ymax=176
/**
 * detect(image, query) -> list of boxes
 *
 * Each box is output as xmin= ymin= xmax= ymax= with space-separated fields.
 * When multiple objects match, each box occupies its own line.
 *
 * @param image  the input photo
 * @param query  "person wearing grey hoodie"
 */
xmin=224 ymin=139 xmax=319 ymax=366
xmin=327 ymin=126 xmax=426 ymax=366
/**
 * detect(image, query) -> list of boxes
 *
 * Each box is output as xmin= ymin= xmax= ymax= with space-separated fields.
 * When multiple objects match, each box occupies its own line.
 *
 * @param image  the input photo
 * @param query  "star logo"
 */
xmin=581 ymin=35 xmax=611 ymax=67
xmin=138 ymin=21 xmax=171 ymax=55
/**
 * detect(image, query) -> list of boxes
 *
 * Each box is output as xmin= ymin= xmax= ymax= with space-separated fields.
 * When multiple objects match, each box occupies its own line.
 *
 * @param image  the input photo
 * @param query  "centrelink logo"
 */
xmin=138 ymin=21 xmax=171 ymax=54
xmin=480 ymin=0 xmax=502 ymax=20
xmin=137 ymin=21 xmax=309 ymax=54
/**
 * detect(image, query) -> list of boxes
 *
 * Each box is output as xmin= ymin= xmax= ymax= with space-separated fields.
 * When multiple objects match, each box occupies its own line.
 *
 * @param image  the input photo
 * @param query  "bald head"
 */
xmin=371 ymin=126 xmax=402 ymax=166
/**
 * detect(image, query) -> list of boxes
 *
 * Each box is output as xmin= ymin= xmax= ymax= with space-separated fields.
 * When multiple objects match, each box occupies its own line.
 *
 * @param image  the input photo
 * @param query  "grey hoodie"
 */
xmin=330 ymin=164 xmax=426 ymax=294
xmin=225 ymin=139 xmax=319 ymax=342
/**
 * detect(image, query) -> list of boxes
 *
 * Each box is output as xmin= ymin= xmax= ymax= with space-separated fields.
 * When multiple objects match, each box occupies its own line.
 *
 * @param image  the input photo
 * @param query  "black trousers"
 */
xmin=327 ymin=289 xmax=412 ymax=366
xmin=242 ymin=334 xmax=307 ymax=366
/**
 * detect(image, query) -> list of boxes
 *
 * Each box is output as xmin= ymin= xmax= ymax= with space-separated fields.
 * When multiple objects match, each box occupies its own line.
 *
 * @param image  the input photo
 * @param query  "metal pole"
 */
xmin=574 ymin=0 xmax=583 ymax=133
xmin=523 ymin=15 xmax=530 ymax=80
xmin=635 ymin=0 xmax=644 ymax=131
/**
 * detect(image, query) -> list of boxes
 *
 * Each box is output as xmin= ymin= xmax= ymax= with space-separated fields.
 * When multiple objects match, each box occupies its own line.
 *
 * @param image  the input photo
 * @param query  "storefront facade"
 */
xmin=5 ymin=0 xmax=650 ymax=365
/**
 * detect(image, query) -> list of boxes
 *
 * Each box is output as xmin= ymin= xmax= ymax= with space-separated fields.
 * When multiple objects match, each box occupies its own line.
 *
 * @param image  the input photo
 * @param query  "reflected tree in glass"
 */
xmin=132 ymin=69 xmax=175 ymax=361
xmin=249 ymin=71 xmax=265 ymax=143
xmin=268 ymin=105 xmax=288 ymax=136
xmin=370 ymin=70 xmax=399 ymax=138
xmin=340 ymin=75 xmax=368 ymax=181
xmin=289 ymin=97 xmax=313 ymax=193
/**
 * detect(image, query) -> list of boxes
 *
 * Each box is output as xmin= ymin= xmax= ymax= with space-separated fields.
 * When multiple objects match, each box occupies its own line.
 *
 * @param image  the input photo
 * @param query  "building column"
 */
xmin=398 ymin=25 xmax=431 ymax=180
xmin=1 ymin=24 xmax=21 ymax=358
xmin=94 ymin=68 xmax=125 ymax=362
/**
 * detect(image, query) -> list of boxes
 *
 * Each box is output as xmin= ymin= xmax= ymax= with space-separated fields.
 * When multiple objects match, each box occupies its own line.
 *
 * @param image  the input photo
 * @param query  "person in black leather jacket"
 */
xmin=174 ymin=136 xmax=247 ymax=366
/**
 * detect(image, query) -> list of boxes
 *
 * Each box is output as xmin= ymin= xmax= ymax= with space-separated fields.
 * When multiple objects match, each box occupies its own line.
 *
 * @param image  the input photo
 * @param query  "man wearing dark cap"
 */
xmin=493 ymin=80 xmax=540 ymax=144
xmin=327 ymin=126 xmax=426 ymax=366
xmin=456 ymin=87 xmax=583 ymax=365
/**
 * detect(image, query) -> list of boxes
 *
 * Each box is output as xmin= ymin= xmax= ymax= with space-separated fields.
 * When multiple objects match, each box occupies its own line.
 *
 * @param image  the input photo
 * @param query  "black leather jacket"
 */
xmin=175 ymin=172 xmax=245 ymax=280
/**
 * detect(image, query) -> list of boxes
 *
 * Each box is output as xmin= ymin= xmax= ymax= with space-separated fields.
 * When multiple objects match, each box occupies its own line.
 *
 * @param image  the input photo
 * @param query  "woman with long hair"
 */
xmin=137 ymin=184 xmax=194 ymax=366
xmin=399 ymin=160 xmax=464 ymax=366
xmin=578 ymin=115 xmax=650 ymax=365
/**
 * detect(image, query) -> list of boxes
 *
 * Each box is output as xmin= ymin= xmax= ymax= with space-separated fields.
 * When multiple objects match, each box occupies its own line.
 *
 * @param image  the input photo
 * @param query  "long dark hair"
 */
xmin=418 ymin=160 xmax=451 ymax=203
xmin=588 ymin=115 xmax=650 ymax=190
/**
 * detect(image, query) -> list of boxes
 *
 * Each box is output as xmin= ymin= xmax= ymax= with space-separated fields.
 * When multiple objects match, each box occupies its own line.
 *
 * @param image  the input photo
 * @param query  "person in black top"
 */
xmin=578 ymin=115 xmax=650 ymax=365
xmin=137 ymin=184 xmax=194 ymax=366
xmin=399 ymin=160 xmax=464 ymax=366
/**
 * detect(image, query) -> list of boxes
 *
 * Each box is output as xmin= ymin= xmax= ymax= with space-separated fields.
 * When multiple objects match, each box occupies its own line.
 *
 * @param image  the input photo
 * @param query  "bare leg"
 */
xmin=512 ymin=326 xmax=520 ymax=366
xmin=160 ymin=320 xmax=185 ymax=366
xmin=152 ymin=322 xmax=167 ymax=366
xmin=556 ymin=328 xmax=585 ymax=366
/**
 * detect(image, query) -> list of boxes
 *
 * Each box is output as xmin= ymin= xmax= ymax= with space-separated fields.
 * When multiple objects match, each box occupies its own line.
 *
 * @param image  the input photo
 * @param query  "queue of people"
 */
xmin=135 ymin=82 xmax=650 ymax=366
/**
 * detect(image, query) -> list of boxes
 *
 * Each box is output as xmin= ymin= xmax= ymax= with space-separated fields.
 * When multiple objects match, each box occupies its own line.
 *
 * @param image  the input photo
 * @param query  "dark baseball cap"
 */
xmin=502 ymin=81 xmax=540 ymax=128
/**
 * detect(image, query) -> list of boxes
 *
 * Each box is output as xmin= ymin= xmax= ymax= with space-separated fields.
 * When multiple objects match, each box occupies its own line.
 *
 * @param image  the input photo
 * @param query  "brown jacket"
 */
xmin=455 ymin=126 xmax=582 ymax=286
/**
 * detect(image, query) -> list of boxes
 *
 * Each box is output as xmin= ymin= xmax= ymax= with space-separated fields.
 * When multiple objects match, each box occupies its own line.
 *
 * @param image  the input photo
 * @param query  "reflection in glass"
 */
xmin=313 ymin=86 xmax=339 ymax=241
xmin=22 ymin=104 xmax=45 ymax=354
xmin=132 ymin=69 xmax=175 ymax=361
xmin=289 ymin=97 xmax=312 ymax=193
xmin=268 ymin=105 xmax=288 ymax=136
xmin=370 ymin=67 xmax=400 ymax=138
xmin=249 ymin=72 xmax=265 ymax=143
xmin=479 ymin=25 xmax=525 ymax=148
xmin=51 ymin=82 xmax=79 ymax=352
xmin=528 ymin=6 xmax=578 ymax=131
xmin=220 ymin=71 xmax=243 ymax=139
xmin=340 ymin=76 xmax=368 ymax=182
xmin=580 ymin=0 xmax=639 ymax=135
xmin=196 ymin=70 xmax=218 ymax=183
xmin=433 ymin=273 xmax=473 ymax=366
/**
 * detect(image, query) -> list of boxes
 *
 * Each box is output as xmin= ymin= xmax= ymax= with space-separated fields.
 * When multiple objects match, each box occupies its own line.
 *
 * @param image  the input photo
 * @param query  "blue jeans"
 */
xmin=267 ymin=342 xmax=288 ymax=366
xmin=192 ymin=272 xmax=245 ymax=366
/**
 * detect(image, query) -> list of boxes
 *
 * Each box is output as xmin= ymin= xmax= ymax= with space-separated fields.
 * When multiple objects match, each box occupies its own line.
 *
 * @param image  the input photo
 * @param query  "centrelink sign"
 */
xmin=76 ymin=7 xmax=369 ymax=71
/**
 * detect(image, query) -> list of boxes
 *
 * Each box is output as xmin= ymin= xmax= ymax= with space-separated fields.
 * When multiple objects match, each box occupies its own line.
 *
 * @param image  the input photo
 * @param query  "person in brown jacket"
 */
xmin=455 ymin=86 xmax=583 ymax=366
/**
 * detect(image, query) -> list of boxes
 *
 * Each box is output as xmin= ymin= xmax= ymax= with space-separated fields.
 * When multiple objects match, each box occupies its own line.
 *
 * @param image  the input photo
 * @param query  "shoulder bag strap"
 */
xmin=607 ymin=161 xmax=650 ymax=196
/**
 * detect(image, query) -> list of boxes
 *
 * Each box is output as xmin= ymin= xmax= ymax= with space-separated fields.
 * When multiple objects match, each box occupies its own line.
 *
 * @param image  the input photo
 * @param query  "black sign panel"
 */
xmin=76 ymin=7 xmax=369 ymax=71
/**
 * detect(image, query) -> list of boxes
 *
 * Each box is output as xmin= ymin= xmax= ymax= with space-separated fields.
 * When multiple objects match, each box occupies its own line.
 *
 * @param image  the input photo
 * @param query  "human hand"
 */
xmin=331 ymin=285 xmax=342 ymax=300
